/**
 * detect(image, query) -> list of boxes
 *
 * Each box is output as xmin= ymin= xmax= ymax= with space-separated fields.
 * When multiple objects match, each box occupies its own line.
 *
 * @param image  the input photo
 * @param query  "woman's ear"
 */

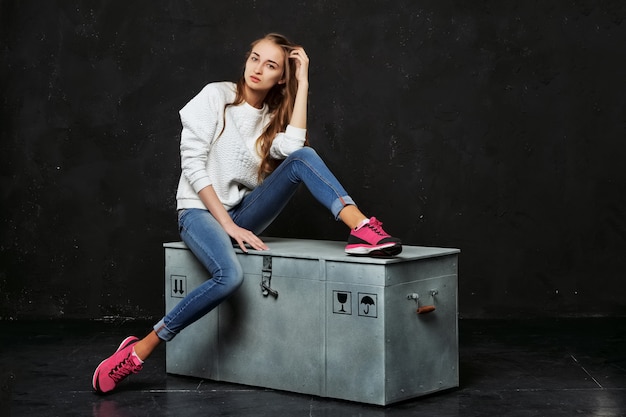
xmin=277 ymin=78 xmax=286 ymax=85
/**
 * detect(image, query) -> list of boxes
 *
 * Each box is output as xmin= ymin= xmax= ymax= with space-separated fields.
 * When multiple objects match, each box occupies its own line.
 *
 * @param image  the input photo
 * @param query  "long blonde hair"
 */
xmin=223 ymin=33 xmax=307 ymax=180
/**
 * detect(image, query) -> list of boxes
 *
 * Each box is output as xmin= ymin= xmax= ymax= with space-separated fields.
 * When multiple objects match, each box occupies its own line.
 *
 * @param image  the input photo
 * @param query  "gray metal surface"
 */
xmin=164 ymin=238 xmax=459 ymax=405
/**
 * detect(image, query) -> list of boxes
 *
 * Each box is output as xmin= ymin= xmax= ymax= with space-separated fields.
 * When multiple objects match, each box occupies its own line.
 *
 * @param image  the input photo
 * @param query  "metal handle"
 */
xmin=407 ymin=290 xmax=437 ymax=315
xmin=417 ymin=305 xmax=436 ymax=314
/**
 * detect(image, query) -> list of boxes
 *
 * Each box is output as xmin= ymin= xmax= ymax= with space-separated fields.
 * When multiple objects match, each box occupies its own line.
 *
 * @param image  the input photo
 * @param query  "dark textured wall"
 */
xmin=1 ymin=0 xmax=625 ymax=320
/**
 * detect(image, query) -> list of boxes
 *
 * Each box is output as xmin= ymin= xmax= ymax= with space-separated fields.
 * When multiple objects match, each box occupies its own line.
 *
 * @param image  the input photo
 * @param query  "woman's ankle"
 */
xmin=133 ymin=331 xmax=162 ymax=361
xmin=339 ymin=205 xmax=368 ymax=229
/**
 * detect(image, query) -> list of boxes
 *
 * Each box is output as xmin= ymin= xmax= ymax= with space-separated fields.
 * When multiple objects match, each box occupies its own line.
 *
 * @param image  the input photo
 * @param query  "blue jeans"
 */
xmin=154 ymin=147 xmax=355 ymax=341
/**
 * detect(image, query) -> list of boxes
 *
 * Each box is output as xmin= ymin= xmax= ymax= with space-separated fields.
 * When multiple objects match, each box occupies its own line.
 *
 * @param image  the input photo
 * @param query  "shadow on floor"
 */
xmin=1 ymin=318 xmax=625 ymax=417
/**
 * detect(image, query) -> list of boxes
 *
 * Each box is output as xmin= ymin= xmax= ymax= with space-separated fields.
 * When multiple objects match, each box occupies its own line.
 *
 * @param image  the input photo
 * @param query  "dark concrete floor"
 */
xmin=1 ymin=318 xmax=625 ymax=417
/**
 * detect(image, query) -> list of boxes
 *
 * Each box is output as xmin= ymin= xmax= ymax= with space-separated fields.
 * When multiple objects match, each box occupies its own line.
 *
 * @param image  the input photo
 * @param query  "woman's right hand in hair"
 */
xmin=289 ymin=47 xmax=309 ymax=130
xmin=290 ymin=47 xmax=309 ymax=86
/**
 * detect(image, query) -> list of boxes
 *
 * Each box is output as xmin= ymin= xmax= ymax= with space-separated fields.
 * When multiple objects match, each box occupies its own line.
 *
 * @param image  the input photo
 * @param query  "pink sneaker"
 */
xmin=92 ymin=336 xmax=143 ymax=393
xmin=345 ymin=217 xmax=402 ymax=257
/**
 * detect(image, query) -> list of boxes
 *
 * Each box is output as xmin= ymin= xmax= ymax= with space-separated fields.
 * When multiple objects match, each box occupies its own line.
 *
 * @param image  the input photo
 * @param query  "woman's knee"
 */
xmin=217 ymin=262 xmax=244 ymax=292
xmin=290 ymin=146 xmax=318 ymax=161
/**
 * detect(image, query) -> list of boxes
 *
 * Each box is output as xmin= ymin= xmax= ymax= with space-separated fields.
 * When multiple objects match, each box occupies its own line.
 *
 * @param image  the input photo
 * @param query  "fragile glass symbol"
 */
xmin=337 ymin=292 xmax=348 ymax=312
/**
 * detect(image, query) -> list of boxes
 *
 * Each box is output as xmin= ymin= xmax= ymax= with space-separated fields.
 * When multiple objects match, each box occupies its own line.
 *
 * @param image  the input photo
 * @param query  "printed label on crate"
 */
xmin=332 ymin=290 xmax=352 ymax=315
xmin=170 ymin=274 xmax=187 ymax=298
xmin=358 ymin=293 xmax=378 ymax=318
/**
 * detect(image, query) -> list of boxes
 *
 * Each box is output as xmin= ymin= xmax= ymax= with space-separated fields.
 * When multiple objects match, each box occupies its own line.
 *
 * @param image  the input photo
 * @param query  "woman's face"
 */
xmin=244 ymin=39 xmax=286 ymax=94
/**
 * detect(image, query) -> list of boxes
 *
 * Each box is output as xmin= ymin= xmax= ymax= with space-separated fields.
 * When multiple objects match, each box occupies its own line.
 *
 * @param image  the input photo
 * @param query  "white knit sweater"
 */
xmin=176 ymin=82 xmax=307 ymax=210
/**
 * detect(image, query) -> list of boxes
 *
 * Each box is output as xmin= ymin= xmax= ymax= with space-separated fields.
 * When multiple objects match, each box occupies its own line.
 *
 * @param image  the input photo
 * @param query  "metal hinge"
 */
xmin=261 ymin=255 xmax=278 ymax=298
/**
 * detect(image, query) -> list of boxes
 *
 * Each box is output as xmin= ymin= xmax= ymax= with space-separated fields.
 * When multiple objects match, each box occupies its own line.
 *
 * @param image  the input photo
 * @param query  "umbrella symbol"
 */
xmin=360 ymin=296 xmax=375 ymax=315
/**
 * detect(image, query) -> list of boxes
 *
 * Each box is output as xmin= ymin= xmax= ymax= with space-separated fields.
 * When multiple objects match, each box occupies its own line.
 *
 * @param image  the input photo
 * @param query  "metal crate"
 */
xmin=164 ymin=238 xmax=459 ymax=405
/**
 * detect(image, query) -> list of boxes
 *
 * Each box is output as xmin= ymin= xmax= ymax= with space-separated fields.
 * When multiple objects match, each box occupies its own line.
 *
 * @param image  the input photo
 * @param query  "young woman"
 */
xmin=92 ymin=33 xmax=401 ymax=394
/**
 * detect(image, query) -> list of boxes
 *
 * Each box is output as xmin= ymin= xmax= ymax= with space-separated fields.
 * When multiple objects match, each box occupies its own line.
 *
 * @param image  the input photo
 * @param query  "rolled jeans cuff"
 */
xmin=153 ymin=319 xmax=175 ymax=342
xmin=331 ymin=195 xmax=355 ymax=220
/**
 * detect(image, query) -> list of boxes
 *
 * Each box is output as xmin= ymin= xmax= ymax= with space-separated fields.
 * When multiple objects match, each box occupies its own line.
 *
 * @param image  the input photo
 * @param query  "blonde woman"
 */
xmin=93 ymin=33 xmax=401 ymax=394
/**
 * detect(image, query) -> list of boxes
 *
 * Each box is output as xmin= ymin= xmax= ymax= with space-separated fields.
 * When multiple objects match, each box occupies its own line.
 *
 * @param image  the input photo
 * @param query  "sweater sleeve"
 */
xmin=179 ymin=83 xmax=228 ymax=193
xmin=269 ymin=125 xmax=307 ymax=159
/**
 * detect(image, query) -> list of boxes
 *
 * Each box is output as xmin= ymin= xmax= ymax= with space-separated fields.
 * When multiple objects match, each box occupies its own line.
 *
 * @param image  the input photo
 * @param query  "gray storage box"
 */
xmin=164 ymin=238 xmax=459 ymax=405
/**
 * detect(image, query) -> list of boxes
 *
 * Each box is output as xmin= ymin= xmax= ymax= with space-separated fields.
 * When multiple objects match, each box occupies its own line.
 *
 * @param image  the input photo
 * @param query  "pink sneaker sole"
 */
xmin=345 ymin=242 xmax=402 ymax=257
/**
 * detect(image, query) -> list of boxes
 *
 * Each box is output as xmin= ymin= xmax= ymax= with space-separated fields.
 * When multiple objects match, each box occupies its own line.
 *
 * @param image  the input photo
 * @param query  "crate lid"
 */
xmin=164 ymin=237 xmax=458 ymax=265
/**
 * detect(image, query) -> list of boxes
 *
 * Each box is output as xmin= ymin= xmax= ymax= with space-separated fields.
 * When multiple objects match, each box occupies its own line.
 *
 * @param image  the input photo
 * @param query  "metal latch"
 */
xmin=261 ymin=256 xmax=278 ymax=298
